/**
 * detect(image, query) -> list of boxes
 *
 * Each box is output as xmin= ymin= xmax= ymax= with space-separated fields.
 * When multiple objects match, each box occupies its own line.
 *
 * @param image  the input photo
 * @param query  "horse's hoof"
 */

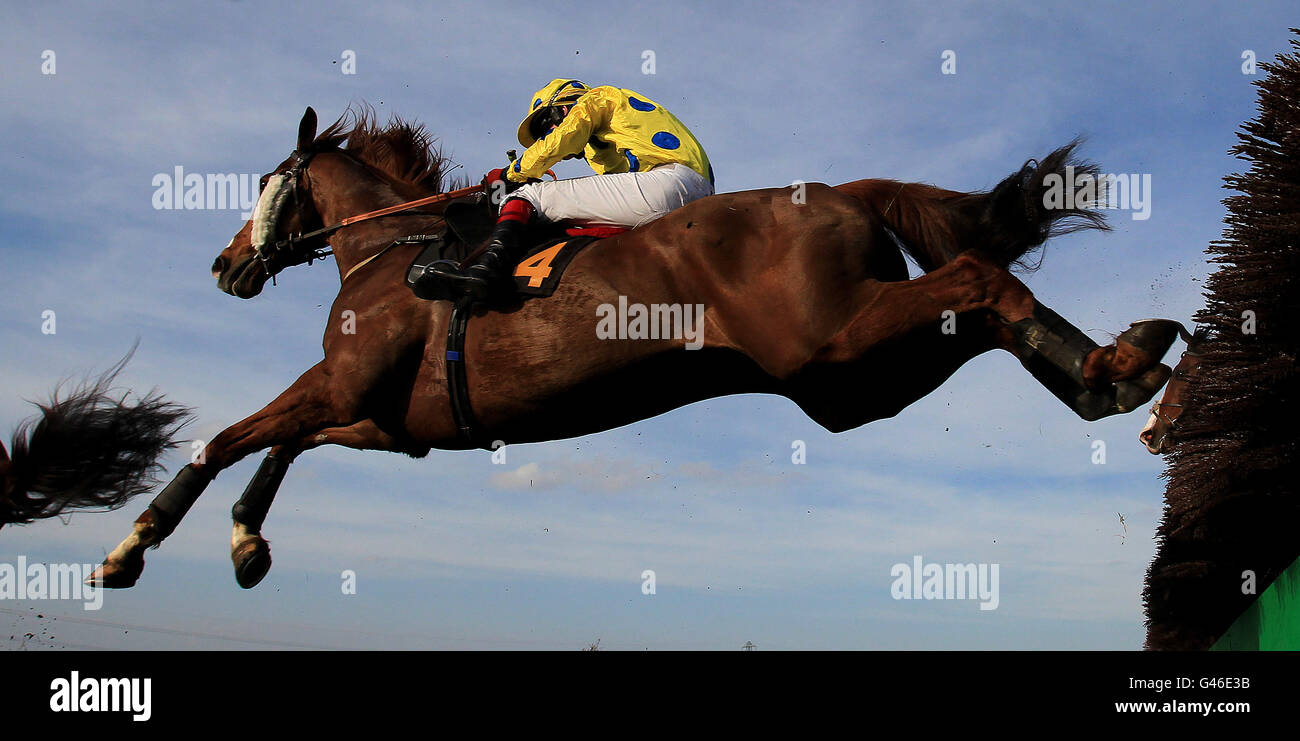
xmin=1115 ymin=363 xmax=1173 ymax=413
xmin=232 ymin=536 xmax=272 ymax=589
xmin=1116 ymin=319 xmax=1181 ymax=362
xmin=85 ymin=554 xmax=143 ymax=589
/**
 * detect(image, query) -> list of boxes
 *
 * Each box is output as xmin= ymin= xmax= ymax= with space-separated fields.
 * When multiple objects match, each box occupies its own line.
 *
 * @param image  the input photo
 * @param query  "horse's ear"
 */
xmin=297 ymin=107 xmax=318 ymax=151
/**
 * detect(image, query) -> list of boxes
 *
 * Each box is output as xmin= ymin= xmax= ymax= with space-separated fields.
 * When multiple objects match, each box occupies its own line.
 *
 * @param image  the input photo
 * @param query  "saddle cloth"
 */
xmin=405 ymin=194 xmax=623 ymax=301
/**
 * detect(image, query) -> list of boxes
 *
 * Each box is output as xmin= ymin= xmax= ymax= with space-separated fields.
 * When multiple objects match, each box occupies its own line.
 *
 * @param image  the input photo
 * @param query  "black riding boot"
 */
xmin=425 ymin=218 xmax=530 ymax=301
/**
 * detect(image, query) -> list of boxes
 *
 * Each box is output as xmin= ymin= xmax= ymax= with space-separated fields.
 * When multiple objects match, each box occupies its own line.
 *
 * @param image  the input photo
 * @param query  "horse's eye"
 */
xmin=259 ymin=175 xmax=270 ymax=194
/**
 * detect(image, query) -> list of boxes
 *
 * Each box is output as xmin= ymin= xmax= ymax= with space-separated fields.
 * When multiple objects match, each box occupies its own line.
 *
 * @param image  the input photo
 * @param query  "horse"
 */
xmin=0 ymin=354 xmax=191 ymax=529
xmin=1139 ymin=324 xmax=1207 ymax=454
xmin=88 ymin=107 xmax=1179 ymax=589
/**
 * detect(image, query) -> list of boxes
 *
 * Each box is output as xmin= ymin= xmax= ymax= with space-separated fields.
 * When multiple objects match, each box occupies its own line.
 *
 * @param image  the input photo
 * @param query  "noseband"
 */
xmin=253 ymin=149 xmax=335 ymax=282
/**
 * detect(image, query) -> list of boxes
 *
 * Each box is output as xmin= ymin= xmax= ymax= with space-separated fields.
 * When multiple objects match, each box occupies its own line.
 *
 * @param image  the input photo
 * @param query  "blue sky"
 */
xmin=1 ymin=1 xmax=1294 ymax=650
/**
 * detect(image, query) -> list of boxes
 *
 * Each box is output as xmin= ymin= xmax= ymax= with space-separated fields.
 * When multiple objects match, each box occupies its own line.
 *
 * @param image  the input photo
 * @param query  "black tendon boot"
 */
xmin=1007 ymin=304 xmax=1173 ymax=421
xmin=425 ymin=217 xmax=530 ymax=301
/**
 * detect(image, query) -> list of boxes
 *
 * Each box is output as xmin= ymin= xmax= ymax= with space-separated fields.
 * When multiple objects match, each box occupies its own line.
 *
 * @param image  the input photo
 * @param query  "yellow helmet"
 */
xmin=516 ymin=79 xmax=590 ymax=147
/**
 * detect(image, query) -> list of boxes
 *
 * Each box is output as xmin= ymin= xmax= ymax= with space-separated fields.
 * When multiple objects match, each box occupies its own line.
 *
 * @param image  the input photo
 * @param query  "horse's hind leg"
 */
xmin=1002 ymin=304 xmax=1176 ymax=420
xmin=941 ymin=269 xmax=1175 ymax=419
xmin=884 ymin=251 xmax=1175 ymax=418
xmin=230 ymin=420 xmax=402 ymax=589
xmin=808 ymin=251 xmax=1038 ymax=364
xmin=804 ymin=252 xmax=1171 ymax=421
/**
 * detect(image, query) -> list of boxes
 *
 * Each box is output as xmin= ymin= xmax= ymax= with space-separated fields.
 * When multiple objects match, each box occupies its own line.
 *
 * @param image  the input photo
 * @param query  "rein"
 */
xmin=255 ymin=147 xmax=482 ymax=281
xmin=256 ymin=148 xmax=555 ymax=284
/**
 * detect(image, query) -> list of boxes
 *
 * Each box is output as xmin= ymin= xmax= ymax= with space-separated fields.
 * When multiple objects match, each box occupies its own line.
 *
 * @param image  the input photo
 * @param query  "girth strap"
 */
xmin=445 ymin=297 xmax=490 ymax=449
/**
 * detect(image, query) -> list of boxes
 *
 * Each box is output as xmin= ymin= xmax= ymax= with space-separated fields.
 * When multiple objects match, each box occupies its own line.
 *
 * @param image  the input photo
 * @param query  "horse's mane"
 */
xmin=312 ymin=104 xmax=460 ymax=195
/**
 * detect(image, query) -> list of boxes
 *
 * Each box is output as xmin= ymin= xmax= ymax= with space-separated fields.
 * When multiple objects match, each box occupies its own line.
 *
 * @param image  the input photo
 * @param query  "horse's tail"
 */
xmin=962 ymin=138 xmax=1111 ymax=270
xmin=0 ymin=354 xmax=191 ymax=528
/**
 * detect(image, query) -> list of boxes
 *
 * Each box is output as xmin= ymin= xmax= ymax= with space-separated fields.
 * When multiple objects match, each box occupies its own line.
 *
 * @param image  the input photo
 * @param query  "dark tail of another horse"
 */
xmin=0 ymin=356 xmax=191 ymax=528
xmin=961 ymin=138 xmax=1112 ymax=270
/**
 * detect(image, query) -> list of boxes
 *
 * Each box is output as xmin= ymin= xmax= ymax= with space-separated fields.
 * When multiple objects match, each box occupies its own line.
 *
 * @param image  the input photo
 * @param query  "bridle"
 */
xmin=1146 ymin=324 xmax=1207 ymax=447
xmin=252 ymin=148 xmax=334 ymax=282
xmin=250 ymin=147 xmax=483 ymax=284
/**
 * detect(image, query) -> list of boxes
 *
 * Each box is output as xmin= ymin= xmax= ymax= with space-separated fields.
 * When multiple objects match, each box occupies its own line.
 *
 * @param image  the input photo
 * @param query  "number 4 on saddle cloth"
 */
xmin=406 ymin=194 xmax=623 ymax=302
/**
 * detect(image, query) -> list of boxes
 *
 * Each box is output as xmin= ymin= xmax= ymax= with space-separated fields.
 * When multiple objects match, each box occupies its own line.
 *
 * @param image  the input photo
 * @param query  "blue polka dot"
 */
xmin=513 ymin=159 xmax=522 ymax=173
xmin=625 ymin=150 xmax=639 ymax=172
xmin=533 ymin=98 xmax=543 ymax=110
xmin=627 ymin=96 xmax=656 ymax=112
xmin=651 ymin=131 xmax=680 ymax=150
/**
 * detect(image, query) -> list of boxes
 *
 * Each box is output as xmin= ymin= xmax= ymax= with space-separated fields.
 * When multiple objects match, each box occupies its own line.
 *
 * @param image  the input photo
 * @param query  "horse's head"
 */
xmin=1140 ymin=326 xmax=1207 ymax=454
xmin=212 ymin=107 xmax=330 ymax=298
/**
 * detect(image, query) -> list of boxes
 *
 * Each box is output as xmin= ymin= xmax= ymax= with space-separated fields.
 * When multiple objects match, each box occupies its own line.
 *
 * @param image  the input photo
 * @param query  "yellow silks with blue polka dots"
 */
xmin=508 ymin=82 xmax=713 ymax=187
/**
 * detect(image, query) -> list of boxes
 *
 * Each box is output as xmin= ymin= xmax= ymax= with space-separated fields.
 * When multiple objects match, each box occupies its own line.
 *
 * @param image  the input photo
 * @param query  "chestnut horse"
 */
xmin=89 ymin=108 xmax=1176 ymax=589
xmin=1 ymin=354 xmax=190 ymax=529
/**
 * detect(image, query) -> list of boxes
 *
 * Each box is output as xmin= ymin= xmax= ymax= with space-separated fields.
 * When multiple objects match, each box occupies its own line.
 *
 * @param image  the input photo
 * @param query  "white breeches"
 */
xmin=508 ymin=163 xmax=714 ymax=228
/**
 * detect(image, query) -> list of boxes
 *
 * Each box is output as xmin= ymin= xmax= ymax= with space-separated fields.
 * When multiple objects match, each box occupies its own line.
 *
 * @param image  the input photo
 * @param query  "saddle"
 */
xmin=405 ymin=194 xmax=623 ymax=301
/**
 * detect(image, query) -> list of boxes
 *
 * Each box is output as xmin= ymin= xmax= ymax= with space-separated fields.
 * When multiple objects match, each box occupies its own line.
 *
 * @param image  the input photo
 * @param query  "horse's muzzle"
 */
xmin=1140 ymin=418 xmax=1167 ymax=454
xmin=217 ymin=257 xmax=265 ymax=298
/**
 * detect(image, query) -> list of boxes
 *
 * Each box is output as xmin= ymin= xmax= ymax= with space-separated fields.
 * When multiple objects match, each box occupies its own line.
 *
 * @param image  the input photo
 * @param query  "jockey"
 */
xmin=430 ymin=78 xmax=715 ymax=299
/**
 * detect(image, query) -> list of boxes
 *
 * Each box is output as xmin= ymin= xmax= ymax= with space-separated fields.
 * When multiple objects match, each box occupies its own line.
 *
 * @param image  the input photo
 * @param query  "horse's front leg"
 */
xmin=230 ymin=420 xmax=402 ymax=589
xmin=89 ymin=362 xmax=354 ymax=588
